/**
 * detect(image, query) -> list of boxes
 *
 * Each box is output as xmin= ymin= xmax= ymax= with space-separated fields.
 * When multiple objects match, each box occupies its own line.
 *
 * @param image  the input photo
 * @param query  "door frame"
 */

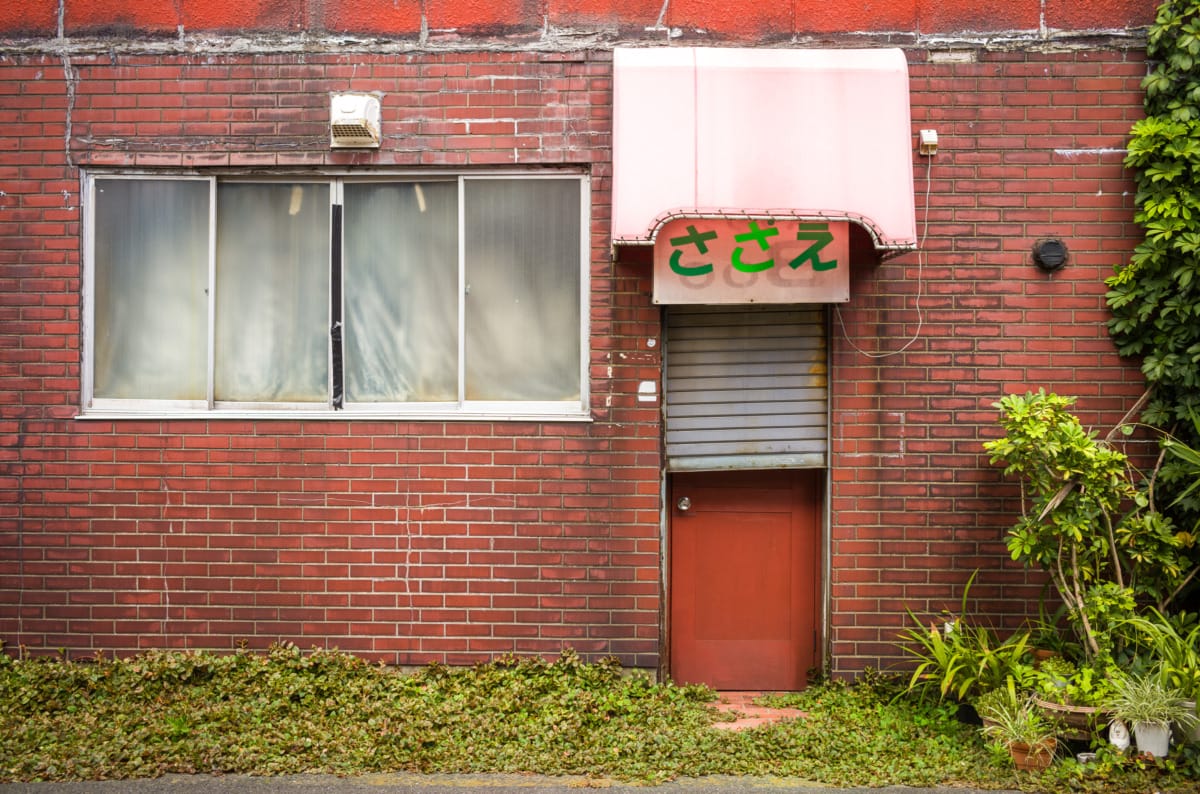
xmin=658 ymin=313 xmax=834 ymax=687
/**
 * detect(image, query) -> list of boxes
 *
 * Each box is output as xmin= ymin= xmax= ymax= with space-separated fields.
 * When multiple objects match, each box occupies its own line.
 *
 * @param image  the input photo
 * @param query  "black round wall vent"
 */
xmin=1033 ymin=239 xmax=1068 ymax=273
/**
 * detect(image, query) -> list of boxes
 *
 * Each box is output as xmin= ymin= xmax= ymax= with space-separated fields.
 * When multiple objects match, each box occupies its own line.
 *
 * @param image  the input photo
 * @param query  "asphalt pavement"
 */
xmin=0 ymin=773 xmax=1022 ymax=794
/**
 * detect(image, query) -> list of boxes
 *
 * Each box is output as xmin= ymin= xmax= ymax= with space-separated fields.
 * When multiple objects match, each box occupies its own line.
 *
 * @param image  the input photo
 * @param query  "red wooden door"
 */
xmin=669 ymin=468 xmax=822 ymax=690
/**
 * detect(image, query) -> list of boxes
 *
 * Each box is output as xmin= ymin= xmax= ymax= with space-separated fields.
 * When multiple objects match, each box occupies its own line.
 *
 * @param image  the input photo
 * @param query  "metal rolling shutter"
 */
xmin=664 ymin=306 xmax=827 ymax=472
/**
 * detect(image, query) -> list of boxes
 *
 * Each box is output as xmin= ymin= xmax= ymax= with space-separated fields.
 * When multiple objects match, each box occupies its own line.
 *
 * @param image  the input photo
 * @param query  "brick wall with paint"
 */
xmin=0 ymin=50 xmax=667 ymax=665
xmin=829 ymin=50 xmax=1150 ymax=672
xmin=0 ymin=0 xmax=1160 ymax=676
xmin=0 ymin=1 xmax=1157 ymax=38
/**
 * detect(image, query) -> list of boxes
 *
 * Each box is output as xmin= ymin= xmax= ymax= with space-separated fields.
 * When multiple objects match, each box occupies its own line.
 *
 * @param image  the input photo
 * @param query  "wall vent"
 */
xmin=330 ymin=92 xmax=381 ymax=149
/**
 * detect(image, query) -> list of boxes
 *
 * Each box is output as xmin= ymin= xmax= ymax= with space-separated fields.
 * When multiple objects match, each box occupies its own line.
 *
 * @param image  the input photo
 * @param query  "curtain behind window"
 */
xmin=343 ymin=181 xmax=458 ymax=402
xmin=464 ymin=179 xmax=581 ymax=401
xmin=93 ymin=179 xmax=209 ymax=401
xmin=214 ymin=183 xmax=330 ymax=403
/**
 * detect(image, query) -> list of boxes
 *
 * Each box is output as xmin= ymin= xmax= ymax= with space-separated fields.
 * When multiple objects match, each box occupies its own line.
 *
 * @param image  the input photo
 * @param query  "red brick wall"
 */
xmin=0 ymin=16 xmax=1155 ymax=674
xmin=0 ymin=50 xmax=665 ymax=666
xmin=829 ymin=49 xmax=1149 ymax=675
xmin=0 ymin=0 xmax=1157 ymax=38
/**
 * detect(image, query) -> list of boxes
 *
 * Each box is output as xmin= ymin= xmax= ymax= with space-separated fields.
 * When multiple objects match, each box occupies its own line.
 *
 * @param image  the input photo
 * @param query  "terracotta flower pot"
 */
xmin=1009 ymin=738 xmax=1056 ymax=771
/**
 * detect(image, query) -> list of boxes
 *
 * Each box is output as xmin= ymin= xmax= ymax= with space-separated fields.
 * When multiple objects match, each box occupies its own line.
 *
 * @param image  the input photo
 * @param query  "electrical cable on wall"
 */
xmin=834 ymin=151 xmax=934 ymax=359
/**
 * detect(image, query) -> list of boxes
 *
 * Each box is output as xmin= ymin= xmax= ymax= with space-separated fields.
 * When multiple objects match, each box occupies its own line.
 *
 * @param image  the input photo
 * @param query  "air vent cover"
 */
xmin=330 ymin=93 xmax=381 ymax=149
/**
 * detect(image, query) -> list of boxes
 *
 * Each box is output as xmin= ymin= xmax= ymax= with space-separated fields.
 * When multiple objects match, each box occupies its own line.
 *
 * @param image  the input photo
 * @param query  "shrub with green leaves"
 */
xmin=1123 ymin=608 xmax=1200 ymax=700
xmin=897 ymin=573 xmax=1035 ymax=703
xmin=984 ymin=391 xmax=1195 ymax=659
xmin=1108 ymin=0 xmax=1200 ymax=541
xmin=898 ymin=615 xmax=1033 ymax=704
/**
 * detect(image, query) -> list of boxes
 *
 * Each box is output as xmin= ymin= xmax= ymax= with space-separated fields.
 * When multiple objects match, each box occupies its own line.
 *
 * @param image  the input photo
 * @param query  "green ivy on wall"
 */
xmin=1107 ymin=0 xmax=1200 ymax=521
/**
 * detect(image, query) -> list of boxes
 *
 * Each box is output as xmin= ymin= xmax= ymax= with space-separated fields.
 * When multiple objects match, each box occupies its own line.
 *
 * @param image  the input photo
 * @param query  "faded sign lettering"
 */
xmin=653 ymin=218 xmax=850 ymax=304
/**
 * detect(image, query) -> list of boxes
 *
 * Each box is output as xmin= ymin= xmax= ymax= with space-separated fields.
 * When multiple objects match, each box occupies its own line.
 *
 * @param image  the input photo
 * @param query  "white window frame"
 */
xmin=81 ymin=170 xmax=591 ymax=421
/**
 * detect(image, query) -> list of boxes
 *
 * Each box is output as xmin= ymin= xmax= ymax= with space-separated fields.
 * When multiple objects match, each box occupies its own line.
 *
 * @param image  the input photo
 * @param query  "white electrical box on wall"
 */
xmin=919 ymin=129 xmax=938 ymax=156
xmin=330 ymin=92 xmax=381 ymax=149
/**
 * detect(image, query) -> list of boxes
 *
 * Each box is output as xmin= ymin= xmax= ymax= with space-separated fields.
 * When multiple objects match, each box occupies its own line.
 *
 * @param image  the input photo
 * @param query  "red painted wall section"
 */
xmin=183 ymin=1 xmax=308 ymax=34
xmin=547 ymin=0 xmax=664 ymax=30
xmin=65 ymin=0 xmax=180 ymax=35
xmin=0 ymin=0 xmax=57 ymax=36
xmin=62 ymin=0 xmax=306 ymax=36
xmin=323 ymin=0 xmax=422 ymax=36
xmin=919 ymin=0 xmax=1041 ymax=33
xmin=795 ymin=0 xmax=918 ymax=35
xmin=426 ymin=0 xmax=543 ymax=34
xmin=665 ymin=0 xmax=794 ymax=41
xmin=1047 ymin=0 xmax=1156 ymax=30
xmin=0 ymin=0 xmax=1161 ymax=38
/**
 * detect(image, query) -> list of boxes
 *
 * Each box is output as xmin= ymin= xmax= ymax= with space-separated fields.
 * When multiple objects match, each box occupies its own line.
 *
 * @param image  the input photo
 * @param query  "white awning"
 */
xmin=612 ymin=47 xmax=918 ymax=256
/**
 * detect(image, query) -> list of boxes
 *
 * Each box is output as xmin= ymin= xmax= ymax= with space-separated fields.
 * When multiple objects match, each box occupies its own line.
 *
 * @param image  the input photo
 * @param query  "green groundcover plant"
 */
xmin=1 ymin=645 xmax=1197 ymax=793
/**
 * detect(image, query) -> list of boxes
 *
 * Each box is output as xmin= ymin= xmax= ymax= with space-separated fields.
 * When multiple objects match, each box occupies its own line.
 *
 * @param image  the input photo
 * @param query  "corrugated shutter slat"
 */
xmin=665 ymin=306 xmax=826 ymax=470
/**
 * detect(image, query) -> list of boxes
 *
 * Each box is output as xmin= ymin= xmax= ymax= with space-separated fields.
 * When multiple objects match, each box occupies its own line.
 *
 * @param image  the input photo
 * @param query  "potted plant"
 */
xmin=979 ymin=694 xmax=1058 ymax=771
xmin=1124 ymin=609 xmax=1200 ymax=743
xmin=975 ymin=683 xmax=1020 ymax=731
xmin=1029 ymin=601 xmax=1079 ymax=665
xmin=1106 ymin=673 xmax=1198 ymax=757
xmin=1035 ymin=656 xmax=1075 ymax=694
xmin=1032 ymin=658 xmax=1113 ymax=741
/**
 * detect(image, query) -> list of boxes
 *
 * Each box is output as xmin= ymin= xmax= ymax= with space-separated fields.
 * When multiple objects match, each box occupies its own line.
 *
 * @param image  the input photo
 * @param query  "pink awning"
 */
xmin=612 ymin=47 xmax=918 ymax=256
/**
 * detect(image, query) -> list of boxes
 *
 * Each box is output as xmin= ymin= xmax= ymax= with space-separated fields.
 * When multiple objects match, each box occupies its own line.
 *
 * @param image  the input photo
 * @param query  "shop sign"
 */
xmin=652 ymin=217 xmax=849 ymax=304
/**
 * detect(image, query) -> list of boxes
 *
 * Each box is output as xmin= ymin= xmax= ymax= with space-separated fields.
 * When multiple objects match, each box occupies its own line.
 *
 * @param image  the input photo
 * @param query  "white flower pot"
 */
xmin=1134 ymin=721 xmax=1171 ymax=757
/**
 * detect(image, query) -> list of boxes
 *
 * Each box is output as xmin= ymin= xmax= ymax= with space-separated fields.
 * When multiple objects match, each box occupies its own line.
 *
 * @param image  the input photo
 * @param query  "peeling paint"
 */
xmin=0 ymin=26 xmax=1148 ymax=57
xmin=653 ymin=0 xmax=668 ymax=29
xmin=60 ymin=51 xmax=75 ymax=165
xmin=1054 ymin=147 xmax=1128 ymax=158
xmin=928 ymin=50 xmax=976 ymax=63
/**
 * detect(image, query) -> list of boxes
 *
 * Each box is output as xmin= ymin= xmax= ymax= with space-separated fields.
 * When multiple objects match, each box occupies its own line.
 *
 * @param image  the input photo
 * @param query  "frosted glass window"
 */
xmin=92 ymin=179 xmax=209 ymax=400
xmin=343 ymin=182 xmax=458 ymax=402
xmin=214 ymin=183 xmax=330 ymax=402
xmin=86 ymin=174 xmax=586 ymax=415
xmin=464 ymin=179 xmax=582 ymax=401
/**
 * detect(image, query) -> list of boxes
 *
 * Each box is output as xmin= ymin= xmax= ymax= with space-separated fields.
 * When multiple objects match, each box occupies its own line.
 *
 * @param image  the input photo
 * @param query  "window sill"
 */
xmin=76 ymin=406 xmax=593 ymax=423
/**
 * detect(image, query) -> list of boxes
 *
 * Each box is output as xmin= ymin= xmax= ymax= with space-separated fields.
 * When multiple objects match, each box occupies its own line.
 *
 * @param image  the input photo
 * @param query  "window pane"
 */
xmin=93 ymin=179 xmax=209 ymax=400
xmin=215 ymin=183 xmax=330 ymax=403
xmin=343 ymin=182 xmax=459 ymax=402
xmin=463 ymin=179 xmax=582 ymax=401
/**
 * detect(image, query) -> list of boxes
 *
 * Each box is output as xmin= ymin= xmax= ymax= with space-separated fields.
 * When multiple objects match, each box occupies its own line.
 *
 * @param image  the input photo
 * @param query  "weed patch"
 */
xmin=0 ymin=647 xmax=1194 ymax=792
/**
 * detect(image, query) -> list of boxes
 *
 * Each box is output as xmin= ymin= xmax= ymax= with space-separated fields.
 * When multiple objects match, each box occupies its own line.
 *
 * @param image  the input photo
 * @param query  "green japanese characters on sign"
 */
xmin=652 ymin=218 xmax=850 ymax=304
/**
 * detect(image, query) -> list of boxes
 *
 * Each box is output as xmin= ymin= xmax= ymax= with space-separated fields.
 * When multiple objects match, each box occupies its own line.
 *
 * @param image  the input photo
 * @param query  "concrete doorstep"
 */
xmin=709 ymin=692 xmax=806 ymax=731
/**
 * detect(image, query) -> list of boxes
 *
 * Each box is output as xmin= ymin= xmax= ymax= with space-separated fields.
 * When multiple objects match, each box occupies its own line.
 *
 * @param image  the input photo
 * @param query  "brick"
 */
xmin=0 ymin=43 xmax=1153 ymax=679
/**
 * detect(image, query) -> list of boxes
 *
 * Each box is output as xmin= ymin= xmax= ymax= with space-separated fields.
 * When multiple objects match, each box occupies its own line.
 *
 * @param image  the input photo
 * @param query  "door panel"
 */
xmin=669 ymin=468 xmax=821 ymax=690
